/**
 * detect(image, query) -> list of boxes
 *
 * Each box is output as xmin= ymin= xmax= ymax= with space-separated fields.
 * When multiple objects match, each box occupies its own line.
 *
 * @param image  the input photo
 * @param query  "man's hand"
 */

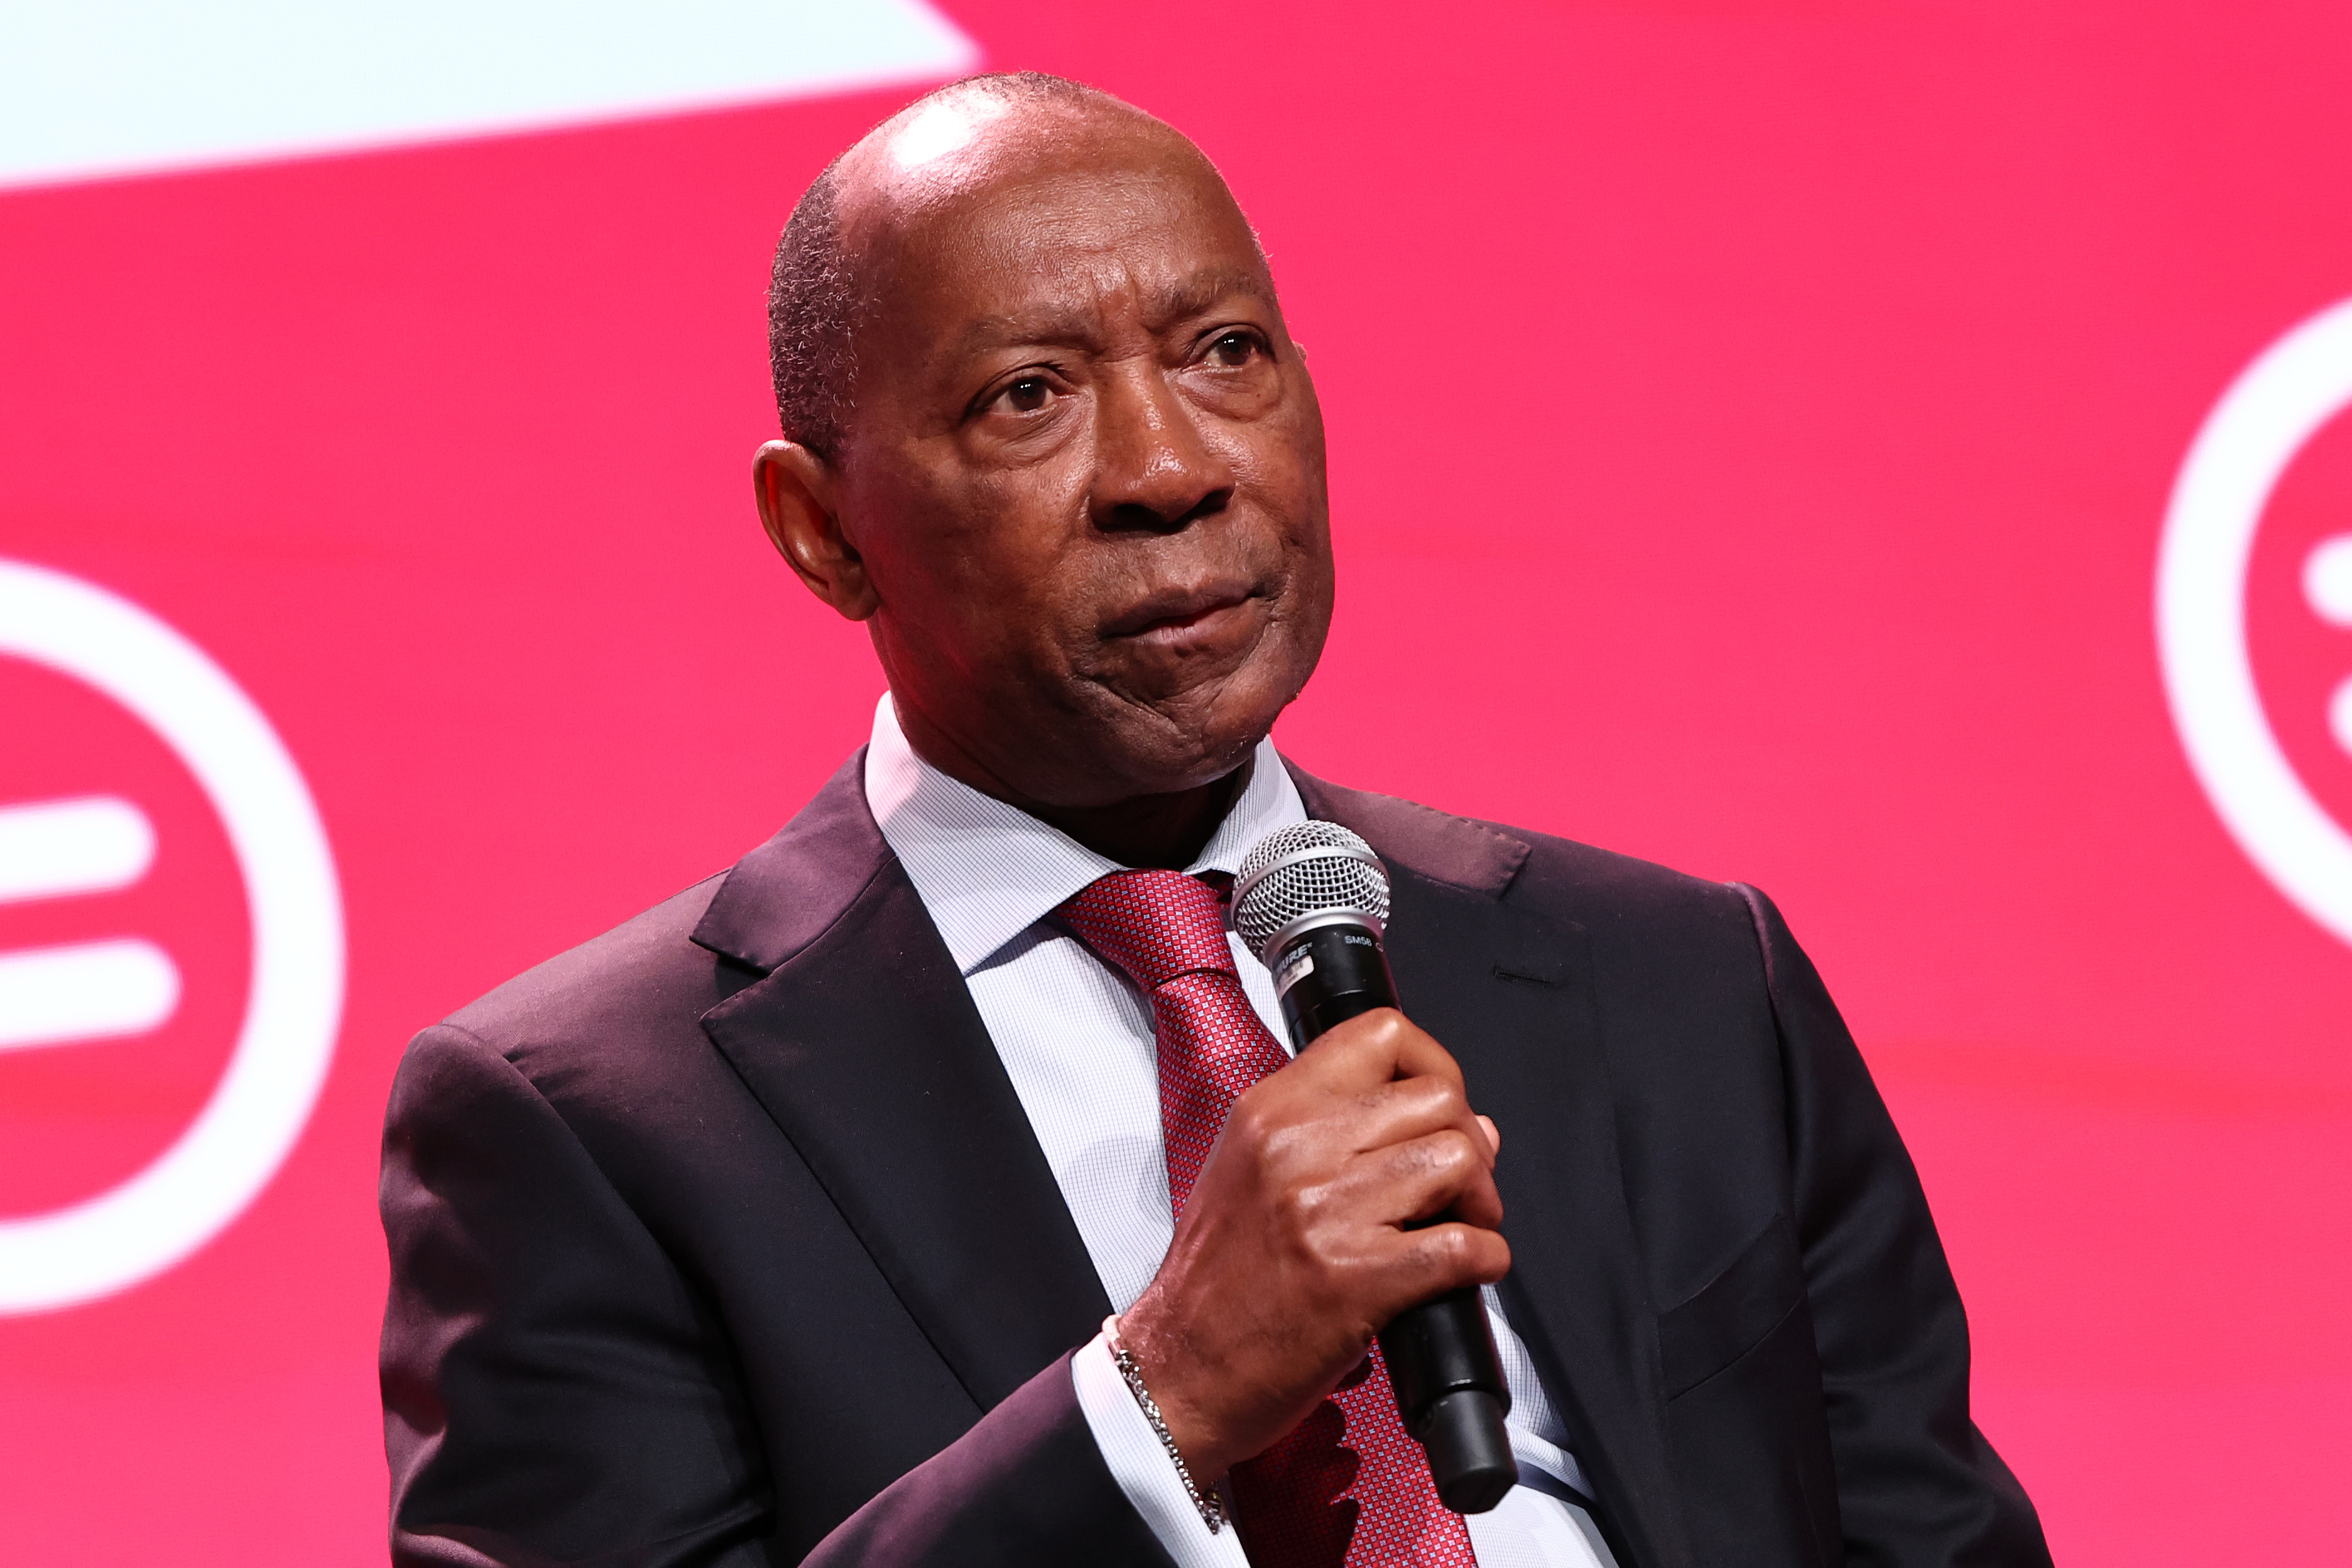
xmin=1114 ymin=1008 xmax=1508 ymax=1481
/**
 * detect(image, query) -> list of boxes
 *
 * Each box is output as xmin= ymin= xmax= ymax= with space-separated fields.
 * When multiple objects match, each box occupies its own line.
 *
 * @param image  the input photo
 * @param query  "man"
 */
xmin=381 ymin=72 xmax=2050 ymax=1568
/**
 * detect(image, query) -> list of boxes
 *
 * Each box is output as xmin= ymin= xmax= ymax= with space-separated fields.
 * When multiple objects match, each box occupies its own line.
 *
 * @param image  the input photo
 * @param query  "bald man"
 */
xmin=379 ymin=74 xmax=2050 ymax=1568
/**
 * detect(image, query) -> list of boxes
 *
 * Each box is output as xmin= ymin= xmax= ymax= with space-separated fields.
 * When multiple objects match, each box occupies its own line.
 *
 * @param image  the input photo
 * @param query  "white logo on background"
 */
xmin=0 ymin=559 xmax=344 ymax=1314
xmin=2157 ymin=297 xmax=2352 ymax=948
xmin=0 ymin=0 xmax=977 ymax=192
xmin=0 ymin=797 xmax=178 ymax=1051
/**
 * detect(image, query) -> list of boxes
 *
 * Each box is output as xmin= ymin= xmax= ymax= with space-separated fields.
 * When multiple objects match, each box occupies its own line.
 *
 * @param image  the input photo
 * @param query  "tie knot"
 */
xmin=1056 ymin=869 xmax=1237 ymax=991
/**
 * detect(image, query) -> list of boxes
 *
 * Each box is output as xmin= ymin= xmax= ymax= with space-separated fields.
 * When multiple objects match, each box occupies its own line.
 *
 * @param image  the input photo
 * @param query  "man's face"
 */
xmin=822 ymin=106 xmax=1333 ymax=809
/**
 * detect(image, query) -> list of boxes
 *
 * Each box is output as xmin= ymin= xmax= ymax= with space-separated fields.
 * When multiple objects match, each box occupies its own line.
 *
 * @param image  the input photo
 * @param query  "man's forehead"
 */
xmin=840 ymin=93 xmax=1250 ymax=271
xmin=842 ymin=117 xmax=1268 ymax=330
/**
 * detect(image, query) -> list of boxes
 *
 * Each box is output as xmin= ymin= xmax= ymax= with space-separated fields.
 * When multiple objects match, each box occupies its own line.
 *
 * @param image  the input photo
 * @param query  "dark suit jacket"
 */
xmin=380 ymin=754 xmax=2049 ymax=1568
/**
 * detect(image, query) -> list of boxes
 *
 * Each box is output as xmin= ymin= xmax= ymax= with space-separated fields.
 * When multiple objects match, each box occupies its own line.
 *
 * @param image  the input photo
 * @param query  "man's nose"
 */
xmin=1089 ymin=362 xmax=1234 ymax=533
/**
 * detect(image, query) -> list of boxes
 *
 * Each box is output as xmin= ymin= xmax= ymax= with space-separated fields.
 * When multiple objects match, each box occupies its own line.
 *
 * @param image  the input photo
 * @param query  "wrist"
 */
xmin=1106 ymin=1315 xmax=1228 ymax=1533
xmin=1111 ymin=1305 xmax=1219 ymax=1471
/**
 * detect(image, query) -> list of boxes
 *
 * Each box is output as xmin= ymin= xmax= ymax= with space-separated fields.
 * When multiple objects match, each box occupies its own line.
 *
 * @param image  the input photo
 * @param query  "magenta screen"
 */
xmin=3 ymin=3 xmax=2348 ymax=1561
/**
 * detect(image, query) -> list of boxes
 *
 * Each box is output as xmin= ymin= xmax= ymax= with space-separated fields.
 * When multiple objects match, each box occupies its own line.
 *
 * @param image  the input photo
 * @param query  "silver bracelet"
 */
xmin=1105 ymin=1316 xmax=1226 ymax=1534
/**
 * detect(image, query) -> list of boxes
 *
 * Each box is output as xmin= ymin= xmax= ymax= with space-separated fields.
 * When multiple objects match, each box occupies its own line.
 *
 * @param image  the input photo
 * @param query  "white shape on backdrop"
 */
xmin=0 ymin=559 xmax=344 ymax=1314
xmin=2157 ymin=296 xmax=2352 ymax=949
xmin=2305 ymin=535 xmax=2352 ymax=626
xmin=0 ymin=798 xmax=182 ymax=1052
xmin=0 ymin=940 xmax=182 ymax=1054
xmin=0 ymin=796 xmax=156 ymax=903
xmin=0 ymin=0 xmax=980 ymax=191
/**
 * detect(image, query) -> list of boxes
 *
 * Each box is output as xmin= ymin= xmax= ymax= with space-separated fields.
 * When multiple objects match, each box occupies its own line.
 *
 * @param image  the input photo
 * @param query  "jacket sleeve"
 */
xmin=798 ymin=1348 xmax=1177 ymax=1568
xmin=1736 ymin=886 xmax=2053 ymax=1568
xmin=381 ymin=1023 xmax=1173 ymax=1568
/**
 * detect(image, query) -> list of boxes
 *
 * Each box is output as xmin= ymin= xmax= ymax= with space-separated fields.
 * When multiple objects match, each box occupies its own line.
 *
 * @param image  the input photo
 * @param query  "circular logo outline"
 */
xmin=2157 ymin=296 xmax=2352 ymax=949
xmin=0 ymin=558 xmax=344 ymax=1313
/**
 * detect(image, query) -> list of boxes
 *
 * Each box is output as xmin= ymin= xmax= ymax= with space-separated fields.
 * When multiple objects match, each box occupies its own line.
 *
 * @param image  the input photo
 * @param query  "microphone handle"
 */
xmin=1270 ymin=919 xmax=1519 ymax=1515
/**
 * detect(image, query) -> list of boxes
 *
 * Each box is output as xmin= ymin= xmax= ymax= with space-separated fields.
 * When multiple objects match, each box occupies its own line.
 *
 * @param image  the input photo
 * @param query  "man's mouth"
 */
xmin=1103 ymin=583 xmax=1260 ymax=646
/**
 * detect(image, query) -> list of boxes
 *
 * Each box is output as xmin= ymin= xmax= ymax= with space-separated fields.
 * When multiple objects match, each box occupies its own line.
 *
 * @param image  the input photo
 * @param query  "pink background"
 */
xmin=5 ymin=1 xmax=2349 ymax=1560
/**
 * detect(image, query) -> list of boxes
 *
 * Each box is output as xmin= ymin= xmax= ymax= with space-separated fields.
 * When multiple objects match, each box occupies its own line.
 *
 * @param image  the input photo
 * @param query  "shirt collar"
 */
xmin=862 ymin=692 xmax=1307 ymax=976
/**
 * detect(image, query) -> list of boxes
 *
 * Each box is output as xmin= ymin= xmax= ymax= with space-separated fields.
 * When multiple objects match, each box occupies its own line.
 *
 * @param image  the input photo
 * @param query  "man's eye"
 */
xmin=998 ymin=376 xmax=1052 ymax=413
xmin=1206 ymin=331 xmax=1261 ymax=368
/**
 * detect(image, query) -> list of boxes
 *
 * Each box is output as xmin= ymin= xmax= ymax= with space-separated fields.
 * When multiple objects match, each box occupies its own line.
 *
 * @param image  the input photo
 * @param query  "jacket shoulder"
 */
xmin=425 ymin=871 xmax=742 ymax=1082
xmin=1291 ymin=763 xmax=1751 ymax=939
xmin=1505 ymin=820 xmax=1753 ymax=934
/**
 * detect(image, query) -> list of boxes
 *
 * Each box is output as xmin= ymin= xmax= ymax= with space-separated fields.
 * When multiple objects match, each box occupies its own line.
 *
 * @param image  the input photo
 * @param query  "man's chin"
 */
xmin=1065 ymin=693 xmax=1287 ymax=803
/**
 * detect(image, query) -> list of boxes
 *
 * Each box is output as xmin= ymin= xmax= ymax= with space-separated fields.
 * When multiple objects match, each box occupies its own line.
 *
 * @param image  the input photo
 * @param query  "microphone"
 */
xmin=1233 ymin=821 xmax=1519 ymax=1515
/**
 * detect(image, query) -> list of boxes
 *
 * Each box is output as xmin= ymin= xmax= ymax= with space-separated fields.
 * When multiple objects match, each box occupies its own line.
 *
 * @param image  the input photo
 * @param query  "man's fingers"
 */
xmin=1329 ymin=1074 xmax=1493 ymax=1166
xmin=1364 ymin=1220 xmax=1513 ymax=1321
xmin=1264 ymin=1029 xmax=1493 ymax=1168
xmin=1293 ymin=1008 xmax=1462 ymax=1095
xmin=1300 ymin=1012 xmax=1496 ymax=1172
xmin=1325 ymin=1128 xmax=1506 ymax=1233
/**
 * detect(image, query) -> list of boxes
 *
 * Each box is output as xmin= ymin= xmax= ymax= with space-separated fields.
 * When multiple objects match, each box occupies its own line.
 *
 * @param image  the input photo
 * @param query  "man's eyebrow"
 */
xmin=1145 ymin=268 xmax=1278 ymax=327
xmin=947 ymin=268 xmax=1278 ymax=356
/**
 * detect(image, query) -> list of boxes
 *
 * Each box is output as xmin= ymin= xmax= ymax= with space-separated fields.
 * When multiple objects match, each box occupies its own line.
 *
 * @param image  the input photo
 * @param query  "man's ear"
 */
xmin=753 ymin=440 xmax=881 ymax=621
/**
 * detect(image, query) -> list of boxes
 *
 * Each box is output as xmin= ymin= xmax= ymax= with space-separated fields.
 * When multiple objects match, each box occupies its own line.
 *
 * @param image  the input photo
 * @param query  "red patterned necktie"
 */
xmin=1058 ymin=869 xmax=1479 ymax=1568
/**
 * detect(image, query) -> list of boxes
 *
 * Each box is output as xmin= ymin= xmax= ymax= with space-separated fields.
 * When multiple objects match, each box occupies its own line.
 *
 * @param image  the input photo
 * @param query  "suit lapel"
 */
xmin=1295 ymin=768 xmax=1692 ymax=1568
xmin=692 ymin=755 xmax=1112 ymax=1413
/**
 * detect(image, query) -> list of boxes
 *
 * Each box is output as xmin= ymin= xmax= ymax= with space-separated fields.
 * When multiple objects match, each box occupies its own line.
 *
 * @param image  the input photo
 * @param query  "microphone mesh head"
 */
xmin=1233 ymin=820 xmax=1391 ymax=964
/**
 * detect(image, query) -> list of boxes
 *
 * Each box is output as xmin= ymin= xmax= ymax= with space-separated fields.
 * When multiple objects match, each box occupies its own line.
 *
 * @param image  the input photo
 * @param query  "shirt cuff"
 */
xmin=1070 ymin=1329 xmax=1251 ymax=1568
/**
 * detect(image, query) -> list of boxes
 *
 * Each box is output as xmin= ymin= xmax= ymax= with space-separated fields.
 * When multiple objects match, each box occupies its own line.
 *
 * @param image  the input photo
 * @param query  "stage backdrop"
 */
xmin=4 ymin=1 xmax=2348 ymax=1560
